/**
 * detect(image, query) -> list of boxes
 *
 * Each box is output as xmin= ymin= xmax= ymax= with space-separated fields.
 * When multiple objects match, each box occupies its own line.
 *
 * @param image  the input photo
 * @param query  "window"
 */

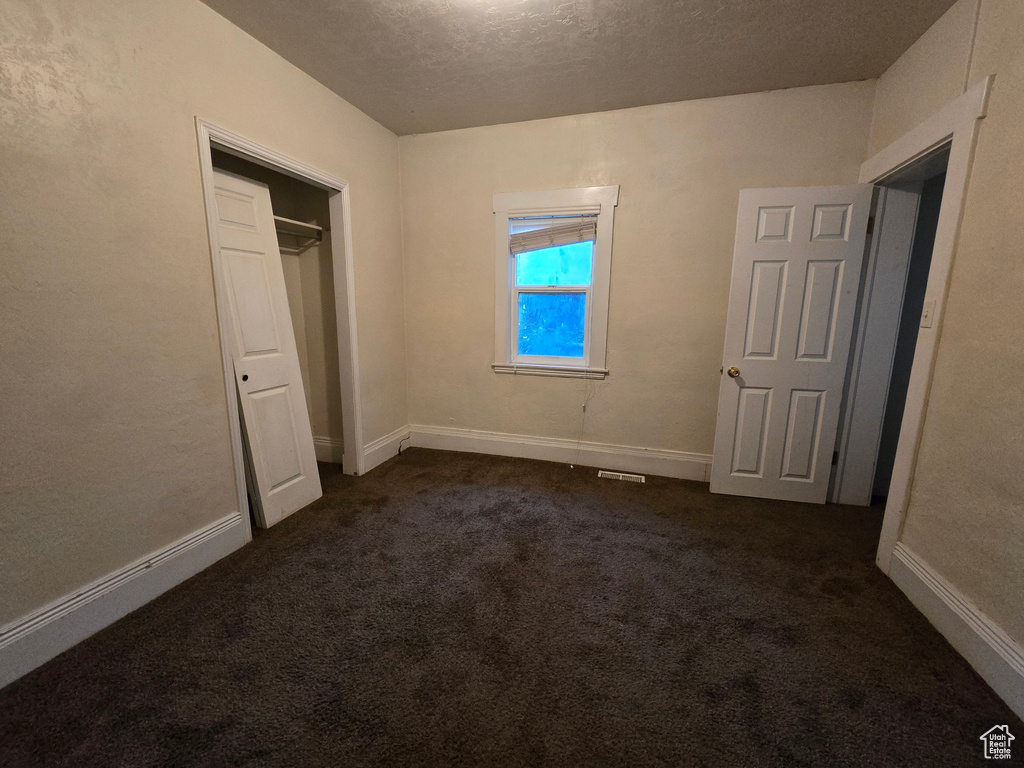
xmin=492 ymin=186 xmax=619 ymax=379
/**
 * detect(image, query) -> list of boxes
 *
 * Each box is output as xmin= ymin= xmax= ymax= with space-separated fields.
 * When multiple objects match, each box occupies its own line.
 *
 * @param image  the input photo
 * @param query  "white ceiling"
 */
xmin=199 ymin=0 xmax=957 ymax=136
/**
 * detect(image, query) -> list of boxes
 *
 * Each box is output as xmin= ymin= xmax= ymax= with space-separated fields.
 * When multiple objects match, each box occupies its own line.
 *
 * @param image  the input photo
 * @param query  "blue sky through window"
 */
xmin=516 ymin=242 xmax=593 ymax=286
xmin=518 ymin=293 xmax=586 ymax=358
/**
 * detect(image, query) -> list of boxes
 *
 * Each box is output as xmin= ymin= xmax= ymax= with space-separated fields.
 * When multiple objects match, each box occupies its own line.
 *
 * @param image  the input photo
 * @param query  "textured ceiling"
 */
xmin=199 ymin=0 xmax=957 ymax=136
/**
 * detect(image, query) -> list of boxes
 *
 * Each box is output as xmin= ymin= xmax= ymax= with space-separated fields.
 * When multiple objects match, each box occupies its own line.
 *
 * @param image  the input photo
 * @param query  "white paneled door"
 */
xmin=711 ymin=185 xmax=873 ymax=503
xmin=213 ymin=169 xmax=322 ymax=527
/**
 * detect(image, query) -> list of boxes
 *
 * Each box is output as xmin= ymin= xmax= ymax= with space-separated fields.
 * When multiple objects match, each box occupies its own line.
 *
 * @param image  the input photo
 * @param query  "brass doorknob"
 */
xmin=727 ymin=367 xmax=740 ymax=378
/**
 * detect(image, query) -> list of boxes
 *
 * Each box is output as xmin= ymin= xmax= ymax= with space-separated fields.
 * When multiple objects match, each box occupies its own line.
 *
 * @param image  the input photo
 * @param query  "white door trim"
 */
xmin=195 ymin=119 xmax=366 ymax=542
xmin=860 ymin=76 xmax=991 ymax=184
xmin=858 ymin=76 xmax=992 ymax=574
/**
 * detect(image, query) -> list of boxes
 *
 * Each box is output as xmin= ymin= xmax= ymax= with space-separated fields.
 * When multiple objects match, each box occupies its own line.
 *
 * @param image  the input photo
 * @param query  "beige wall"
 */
xmin=883 ymin=0 xmax=1024 ymax=642
xmin=296 ymin=235 xmax=346 ymax=445
xmin=0 ymin=0 xmax=405 ymax=625
xmin=867 ymin=0 xmax=980 ymax=156
xmin=868 ymin=0 xmax=978 ymax=156
xmin=399 ymin=81 xmax=876 ymax=454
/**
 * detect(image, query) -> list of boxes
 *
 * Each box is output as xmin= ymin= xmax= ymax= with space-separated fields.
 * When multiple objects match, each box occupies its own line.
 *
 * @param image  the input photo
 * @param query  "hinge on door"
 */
xmin=832 ymin=450 xmax=839 ymax=466
xmin=866 ymin=216 xmax=875 ymax=235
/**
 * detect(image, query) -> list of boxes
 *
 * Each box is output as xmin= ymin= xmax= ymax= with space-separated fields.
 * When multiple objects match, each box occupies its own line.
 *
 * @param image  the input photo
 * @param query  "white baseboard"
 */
xmin=0 ymin=512 xmax=247 ymax=691
xmin=408 ymin=424 xmax=712 ymax=482
xmin=889 ymin=542 xmax=1024 ymax=719
xmin=362 ymin=425 xmax=411 ymax=474
xmin=313 ymin=436 xmax=344 ymax=464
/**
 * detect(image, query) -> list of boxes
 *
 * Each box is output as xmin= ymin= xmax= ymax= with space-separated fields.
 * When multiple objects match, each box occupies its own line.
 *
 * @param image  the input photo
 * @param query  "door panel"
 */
xmin=711 ymin=185 xmax=873 ymax=503
xmin=756 ymin=206 xmax=794 ymax=241
xmin=223 ymin=249 xmax=283 ymax=357
xmin=731 ymin=388 xmax=771 ymax=476
xmin=796 ymin=260 xmax=843 ymax=360
xmin=213 ymin=169 xmax=322 ymax=527
xmin=780 ymin=390 xmax=825 ymax=480
xmin=249 ymin=384 xmax=304 ymax=490
xmin=744 ymin=261 xmax=786 ymax=358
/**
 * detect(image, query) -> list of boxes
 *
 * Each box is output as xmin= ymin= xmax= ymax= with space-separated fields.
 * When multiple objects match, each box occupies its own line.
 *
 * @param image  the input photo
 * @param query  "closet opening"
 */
xmin=871 ymin=152 xmax=949 ymax=501
xmin=196 ymin=120 xmax=365 ymax=540
xmin=831 ymin=144 xmax=951 ymax=508
xmin=213 ymin=149 xmax=344 ymax=530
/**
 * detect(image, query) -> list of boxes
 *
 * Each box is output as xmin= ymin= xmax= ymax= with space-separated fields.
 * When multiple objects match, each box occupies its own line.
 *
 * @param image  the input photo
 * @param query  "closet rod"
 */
xmin=273 ymin=215 xmax=323 ymax=242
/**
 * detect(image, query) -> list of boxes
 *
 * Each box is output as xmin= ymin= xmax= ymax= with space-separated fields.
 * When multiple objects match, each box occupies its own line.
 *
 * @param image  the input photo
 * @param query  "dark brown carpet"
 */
xmin=1 ymin=449 xmax=1019 ymax=767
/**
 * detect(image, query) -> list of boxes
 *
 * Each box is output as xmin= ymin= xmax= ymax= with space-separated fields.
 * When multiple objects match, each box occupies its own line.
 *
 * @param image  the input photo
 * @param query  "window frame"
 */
xmin=511 ymin=240 xmax=593 ymax=367
xmin=493 ymin=186 xmax=619 ymax=379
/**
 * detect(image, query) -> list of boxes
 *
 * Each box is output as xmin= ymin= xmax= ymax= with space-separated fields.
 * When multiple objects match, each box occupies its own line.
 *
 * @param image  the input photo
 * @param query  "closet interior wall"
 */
xmin=211 ymin=149 xmax=344 ymax=458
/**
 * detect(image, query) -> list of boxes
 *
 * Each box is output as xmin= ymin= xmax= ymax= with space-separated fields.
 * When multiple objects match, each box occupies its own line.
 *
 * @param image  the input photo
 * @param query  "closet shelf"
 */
xmin=274 ymin=215 xmax=323 ymax=242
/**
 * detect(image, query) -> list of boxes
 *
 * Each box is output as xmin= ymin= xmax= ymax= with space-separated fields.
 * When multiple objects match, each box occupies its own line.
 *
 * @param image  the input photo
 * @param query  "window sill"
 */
xmin=491 ymin=363 xmax=608 ymax=380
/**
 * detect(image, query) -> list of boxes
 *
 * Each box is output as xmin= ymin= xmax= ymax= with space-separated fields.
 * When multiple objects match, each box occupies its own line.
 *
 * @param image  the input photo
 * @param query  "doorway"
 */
xmin=212 ymin=148 xmax=345 ymax=462
xmin=211 ymin=150 xmax=345 ymax=530
xmin=872 ymin=166 xmax=947 ymax=500
xmin=841 ymin=76 xmax=990 ymax=572
xmin=195 ymin=120 xmax=366 ymax=541
xmin=831 ymin=146 xmax=951 ymax=508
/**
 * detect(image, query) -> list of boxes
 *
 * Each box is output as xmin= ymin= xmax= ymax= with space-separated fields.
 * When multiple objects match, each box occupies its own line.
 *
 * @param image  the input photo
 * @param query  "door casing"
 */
xmin=853 ymin=76 xmax=992 ymax=574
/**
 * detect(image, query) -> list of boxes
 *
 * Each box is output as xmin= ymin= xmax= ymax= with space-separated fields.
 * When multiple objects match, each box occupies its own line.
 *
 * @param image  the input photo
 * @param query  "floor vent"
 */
xmin=597 ymin=470 xmax=646 ymax=484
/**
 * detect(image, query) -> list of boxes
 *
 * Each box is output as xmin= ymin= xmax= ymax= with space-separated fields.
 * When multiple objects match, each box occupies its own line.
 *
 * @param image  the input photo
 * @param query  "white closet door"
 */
xmin=213 ymin=169 xmax=322 ymax=527
xmin=711 ymin=185 xmax=873 ymax=504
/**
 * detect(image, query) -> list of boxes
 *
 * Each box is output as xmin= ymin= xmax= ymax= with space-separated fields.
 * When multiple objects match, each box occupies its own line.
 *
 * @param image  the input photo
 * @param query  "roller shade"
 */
xmin=509 ymin=215 xmax=597 ymax=255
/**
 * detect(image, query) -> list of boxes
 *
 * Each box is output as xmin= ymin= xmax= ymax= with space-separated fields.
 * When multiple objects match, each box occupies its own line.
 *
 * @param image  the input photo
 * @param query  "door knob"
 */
xmin=727 ymin=367 xmax=740 ymax=378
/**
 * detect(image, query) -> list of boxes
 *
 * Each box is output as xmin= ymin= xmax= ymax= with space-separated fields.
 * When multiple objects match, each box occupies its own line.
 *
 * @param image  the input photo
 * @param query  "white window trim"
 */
xmin=493 ymin=185 xmax=619 ymax=379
